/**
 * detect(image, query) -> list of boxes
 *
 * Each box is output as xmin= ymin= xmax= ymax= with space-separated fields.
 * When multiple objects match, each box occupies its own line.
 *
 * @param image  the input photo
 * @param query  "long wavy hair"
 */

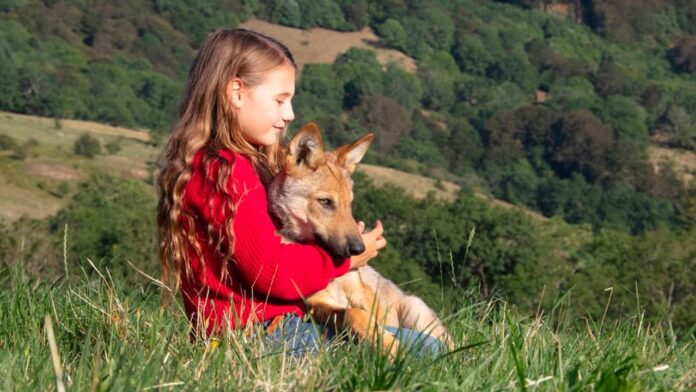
xmin=157 ymin=28 xmax=297 ymax=297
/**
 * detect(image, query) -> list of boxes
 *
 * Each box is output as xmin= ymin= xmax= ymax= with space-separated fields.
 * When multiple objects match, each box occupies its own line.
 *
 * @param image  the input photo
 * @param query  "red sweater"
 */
xmin=180 ymin=149 xmax=350 ymax=334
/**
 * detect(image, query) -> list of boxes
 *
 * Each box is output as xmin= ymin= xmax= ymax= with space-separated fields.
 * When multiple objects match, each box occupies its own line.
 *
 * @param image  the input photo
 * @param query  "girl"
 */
xmin=156 ymin=28 xmax=385 ymax=347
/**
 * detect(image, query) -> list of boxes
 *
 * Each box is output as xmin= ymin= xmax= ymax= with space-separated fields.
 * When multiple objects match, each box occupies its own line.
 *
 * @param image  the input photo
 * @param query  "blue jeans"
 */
xmin=263 ymin=314 xmax=446 ymax=358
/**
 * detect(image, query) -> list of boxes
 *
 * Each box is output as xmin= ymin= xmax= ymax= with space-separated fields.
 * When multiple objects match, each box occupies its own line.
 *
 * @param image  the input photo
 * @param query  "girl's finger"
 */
xmin=357 ymin=221 xmax=365 ymax=233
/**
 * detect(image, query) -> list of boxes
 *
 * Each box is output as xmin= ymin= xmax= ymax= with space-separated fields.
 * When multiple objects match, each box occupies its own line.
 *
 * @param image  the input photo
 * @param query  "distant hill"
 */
xmin=239 ymin=18 xmax=417 ymax=73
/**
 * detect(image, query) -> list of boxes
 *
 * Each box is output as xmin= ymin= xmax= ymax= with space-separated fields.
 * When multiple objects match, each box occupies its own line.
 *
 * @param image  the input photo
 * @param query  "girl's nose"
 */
xmin=282 ymin=102 xmax=295 ymax=122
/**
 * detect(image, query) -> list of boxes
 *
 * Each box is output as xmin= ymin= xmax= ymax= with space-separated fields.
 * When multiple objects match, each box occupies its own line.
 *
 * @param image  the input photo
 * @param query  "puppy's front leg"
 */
xmin=345 ymin=307 xmax=399 ymax=359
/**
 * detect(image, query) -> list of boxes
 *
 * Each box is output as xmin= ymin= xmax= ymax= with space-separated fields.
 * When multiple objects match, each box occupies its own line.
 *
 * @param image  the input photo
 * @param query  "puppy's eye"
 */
xmin=317 ymin=198 xmax=334 ymax=208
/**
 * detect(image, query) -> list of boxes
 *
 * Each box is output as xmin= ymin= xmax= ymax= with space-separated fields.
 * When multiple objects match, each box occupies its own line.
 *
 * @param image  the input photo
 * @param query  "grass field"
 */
xmin=0 ymin=111 xmax=159 ymax=221
xmin=1 ymin=253 xmax=694 ymax=391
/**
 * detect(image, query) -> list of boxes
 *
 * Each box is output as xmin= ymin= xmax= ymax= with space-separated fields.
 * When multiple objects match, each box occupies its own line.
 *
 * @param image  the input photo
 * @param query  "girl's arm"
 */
xmin=205 ymin=152 xmax=350 ymax=301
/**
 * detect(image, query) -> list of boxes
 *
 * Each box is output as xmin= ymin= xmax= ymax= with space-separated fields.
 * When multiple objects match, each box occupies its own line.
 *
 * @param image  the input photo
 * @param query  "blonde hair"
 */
xmin=157 ymin=28 xmax=297 ymax=295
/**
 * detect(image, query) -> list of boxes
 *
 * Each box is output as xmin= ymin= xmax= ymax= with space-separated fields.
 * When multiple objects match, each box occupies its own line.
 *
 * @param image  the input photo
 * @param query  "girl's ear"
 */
xmin=288 ymin=122 xmax=326 ymax=170
xmin=227 ymin=78 xmax=244 ymax=109
xmin=335 ymin=133 xmax=374 ymax=174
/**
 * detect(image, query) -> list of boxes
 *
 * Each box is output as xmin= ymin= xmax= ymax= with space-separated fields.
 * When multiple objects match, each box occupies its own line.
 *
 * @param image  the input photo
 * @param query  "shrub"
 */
xmin=351 ymin=94 xmax=412 ymax=153
xmin=105 ymin=138 xmax=123 ymax=155
xmin=0 ymin=134 xmax=18 ymax=150
xmin=73 ymin=133 xmax=101 ymax=158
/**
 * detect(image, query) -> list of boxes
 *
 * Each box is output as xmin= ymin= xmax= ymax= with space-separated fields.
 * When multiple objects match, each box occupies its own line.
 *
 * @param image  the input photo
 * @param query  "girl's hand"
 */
xmin=350 ymin=220 xmax=386 ymax=270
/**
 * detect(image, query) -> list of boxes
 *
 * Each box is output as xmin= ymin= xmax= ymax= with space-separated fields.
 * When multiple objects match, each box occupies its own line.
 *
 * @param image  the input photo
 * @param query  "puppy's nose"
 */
xmin=347 ymin=238 xmax=365 ymax=256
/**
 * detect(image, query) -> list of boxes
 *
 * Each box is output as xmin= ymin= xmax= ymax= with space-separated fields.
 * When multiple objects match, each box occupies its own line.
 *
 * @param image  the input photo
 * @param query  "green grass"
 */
xmin=1 ymin=251 xmax=694 ymax=391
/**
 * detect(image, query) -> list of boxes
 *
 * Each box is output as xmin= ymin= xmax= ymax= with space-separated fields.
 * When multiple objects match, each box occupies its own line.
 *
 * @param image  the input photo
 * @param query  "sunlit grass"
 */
xmin=1 ymin=249 xmax=694 ymax=391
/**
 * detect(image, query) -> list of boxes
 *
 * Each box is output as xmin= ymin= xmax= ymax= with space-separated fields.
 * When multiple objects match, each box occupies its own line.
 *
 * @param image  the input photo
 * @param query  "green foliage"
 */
xmin=418 ymin=54 xmax=457 ymax=111
xmin=351 ymin=94 xmax=411 ymax=154
xmin=295 ymin=63 xmax=344 ymax=119
xmin=153 ymin=0 xmax=244 ymax=45
xmin=49 ymin=173 xmax=158 ymax=280
xmin=382 ymin=64 xmax=423 ymax=111
xmin=0 ymin=134 xmax=18 ymax=150
xmin=548 ymin=110 xmax=615 ymax=183
xmin=104 ymin=138 xmax=123 ymax=155
xmin=442 ymin=116 xmax=484 ymax=174
xmin=661 ymin=106 xmax=696 ymax=150
xmin=376 ymin=18 xmax=407 ymax=51
xmin=261 ymin=0 xmax=350 ymax=30
xmin=600 ymin=96 xmax=649 ymax=148
xmin=73 ymin=133 xmax=101 ymax=158
xmin=333 ymin=48 xmax=383 ymax=108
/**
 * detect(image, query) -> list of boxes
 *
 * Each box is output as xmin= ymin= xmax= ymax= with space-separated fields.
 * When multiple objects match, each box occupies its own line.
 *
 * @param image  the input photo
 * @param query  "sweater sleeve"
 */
xmin=223 ymin=154 xmax=350 ymax=301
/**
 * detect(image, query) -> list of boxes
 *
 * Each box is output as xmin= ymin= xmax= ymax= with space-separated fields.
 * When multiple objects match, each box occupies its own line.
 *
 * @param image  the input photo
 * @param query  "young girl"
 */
xmin=156 ymin=28 xmax=386 ymax=349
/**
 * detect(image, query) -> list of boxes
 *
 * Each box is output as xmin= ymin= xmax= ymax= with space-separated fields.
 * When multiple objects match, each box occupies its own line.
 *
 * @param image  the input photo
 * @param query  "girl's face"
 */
xmin=233 ymin=63 xmax=296 ymax=147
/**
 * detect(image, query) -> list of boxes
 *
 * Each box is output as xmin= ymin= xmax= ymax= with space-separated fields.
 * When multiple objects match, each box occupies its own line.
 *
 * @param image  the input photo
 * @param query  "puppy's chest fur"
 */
xmin=309 ymin=266 xmax=402 ymax=327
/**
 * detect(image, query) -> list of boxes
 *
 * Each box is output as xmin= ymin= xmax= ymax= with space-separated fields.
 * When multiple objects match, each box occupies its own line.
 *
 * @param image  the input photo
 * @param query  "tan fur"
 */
xmin=269 ymin=122 xmax=454 ymax=358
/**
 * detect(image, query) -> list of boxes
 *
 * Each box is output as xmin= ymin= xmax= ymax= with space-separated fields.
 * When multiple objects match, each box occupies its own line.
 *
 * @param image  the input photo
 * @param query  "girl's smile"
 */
xmin=232 ymin=63 xmax=296 ymax=147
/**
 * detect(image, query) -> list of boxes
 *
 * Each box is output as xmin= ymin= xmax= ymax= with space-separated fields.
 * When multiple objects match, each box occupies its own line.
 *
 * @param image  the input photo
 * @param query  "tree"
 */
xmin=339 ymin=0 xmax=368 ymax=29
xmin=295 ymin=64 xmax=344 ymax=117
xmin=333 ymin=48 xmax=383 ymax=108
xmin=443 ymin=117 xmax=484 ymax=173
xmin=548 ymin=110 xmax=615 ymax=183
xmin=50 ymin=173 xmax=158 ymax=280
xmin=376 ymin=18 xmax=407 ymax=51
xmin=601 ymin=95 xmax=649 ymax=148
xmin=297 ymin=0 xmax=346 ymax=29
xmin=351 ymin=95 xmax=412 ymax=154
xmin=382 ymin=64 xmax=423 ymax=111
xmin=482 ymin=105 xmax=559 ymax=166
xmin=73 ymin=133 xmax=101 ymax=158
xmin=667 ymin=35 xmax=696 ymax=74
xmin=418 ymin=53 xmax=457 ymax=111
xmin=662 ymin=106 xmax=696 ymax=150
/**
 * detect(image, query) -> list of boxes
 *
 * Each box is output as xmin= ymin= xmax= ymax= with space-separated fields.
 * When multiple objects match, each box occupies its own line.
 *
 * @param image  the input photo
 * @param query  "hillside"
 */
xmin=3 ymin=0 xmax=696 ymax=235
xmin=0 ymin=112 xmax=549 ymax=223
xmin=0 ymin=112 xmax=158 ymax=221
xmin=239 ymin=18 xmax=417 ymax=73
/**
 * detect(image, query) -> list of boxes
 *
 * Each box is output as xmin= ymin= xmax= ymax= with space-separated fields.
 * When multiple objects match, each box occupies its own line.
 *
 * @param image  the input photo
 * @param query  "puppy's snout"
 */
xmin=347 ymin=238 xmax=365 ymax=256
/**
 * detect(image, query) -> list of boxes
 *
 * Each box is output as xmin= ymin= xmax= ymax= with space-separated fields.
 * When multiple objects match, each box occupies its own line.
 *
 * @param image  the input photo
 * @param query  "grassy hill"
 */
xmin=0 ymin=111 xmax=158 ymax=221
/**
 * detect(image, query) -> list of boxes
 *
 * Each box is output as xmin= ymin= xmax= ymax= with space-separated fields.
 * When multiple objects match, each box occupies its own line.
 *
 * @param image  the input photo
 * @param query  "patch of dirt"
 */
xmin=648 ymin=145 xmax=696 ymax=185
xmin=25 ymin=162 xmax=80 ymax=181
xmin=239 ymin=18 xmax=417 ymax=73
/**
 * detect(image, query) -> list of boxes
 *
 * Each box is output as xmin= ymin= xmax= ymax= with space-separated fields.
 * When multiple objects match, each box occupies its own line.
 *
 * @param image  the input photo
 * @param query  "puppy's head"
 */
xmin=269 ymin=122 xmax=373 ymax=259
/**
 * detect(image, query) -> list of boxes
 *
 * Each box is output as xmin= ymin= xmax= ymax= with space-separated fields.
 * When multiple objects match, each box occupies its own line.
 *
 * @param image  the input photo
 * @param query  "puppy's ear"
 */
xmin=287 ymin=122 xmax=326 ymax=170
xmin=335 ymin=133 xmax=374 ymax=174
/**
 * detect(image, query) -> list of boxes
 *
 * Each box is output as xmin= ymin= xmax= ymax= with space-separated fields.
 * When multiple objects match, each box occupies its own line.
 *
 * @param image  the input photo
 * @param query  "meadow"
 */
xmin=1 ymin=249 xmax=694 ymax=391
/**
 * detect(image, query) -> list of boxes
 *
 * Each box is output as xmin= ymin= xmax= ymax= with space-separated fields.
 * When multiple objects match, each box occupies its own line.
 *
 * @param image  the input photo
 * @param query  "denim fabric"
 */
xmin=263 ymin=314 xmax=445 ymax=357
xmin=263 ymin=314 xmax=334 ymax=355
